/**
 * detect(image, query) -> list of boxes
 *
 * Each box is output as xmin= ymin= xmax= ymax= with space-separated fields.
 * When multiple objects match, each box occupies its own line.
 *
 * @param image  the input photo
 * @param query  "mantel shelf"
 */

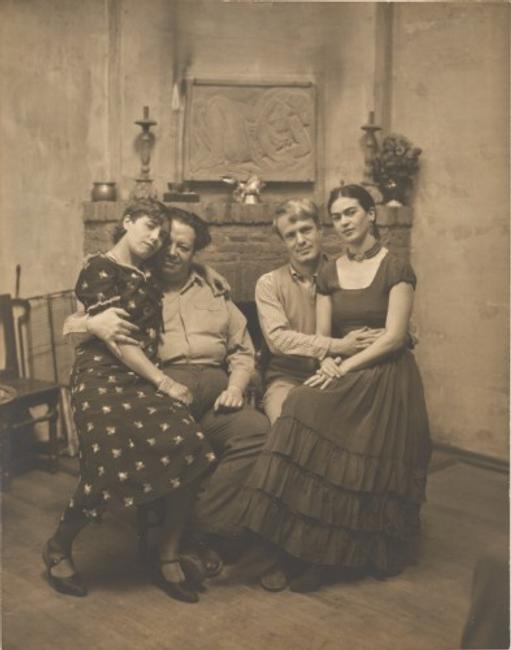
xmin=83 ymin=200 xmax=412 ymax=227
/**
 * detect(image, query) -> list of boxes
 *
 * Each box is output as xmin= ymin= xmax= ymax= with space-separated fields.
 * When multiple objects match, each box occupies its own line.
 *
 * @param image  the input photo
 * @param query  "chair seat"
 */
xmin=0 ymin=293 xmax=64 ymax=488
xmin=0 ymin=378 xmax=61 ymax=489
xmin=1 ymin=377 xmax=60 ymax=402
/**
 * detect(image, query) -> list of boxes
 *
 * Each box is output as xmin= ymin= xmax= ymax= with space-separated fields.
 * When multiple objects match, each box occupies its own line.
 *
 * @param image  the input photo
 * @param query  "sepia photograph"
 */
xmin=0 ymin=1 xmax=509 ymax=649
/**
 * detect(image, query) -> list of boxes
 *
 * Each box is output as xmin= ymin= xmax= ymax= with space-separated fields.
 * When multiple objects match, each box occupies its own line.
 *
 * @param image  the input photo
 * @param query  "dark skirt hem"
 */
xmin=240 ymin=489 xmax=421 ymax=570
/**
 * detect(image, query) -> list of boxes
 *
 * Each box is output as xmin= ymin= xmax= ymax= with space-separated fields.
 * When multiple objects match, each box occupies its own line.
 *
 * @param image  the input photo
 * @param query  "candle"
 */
xmin=143 ymin=106 xmax=149 ymax=119
xmin=369 ymin=110 xmax=375 ymax=124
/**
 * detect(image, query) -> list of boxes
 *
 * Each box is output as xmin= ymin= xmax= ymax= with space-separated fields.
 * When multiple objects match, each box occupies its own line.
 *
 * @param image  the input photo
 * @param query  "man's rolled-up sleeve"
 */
xmin=255 ymin=273 xmax=332 ymax=360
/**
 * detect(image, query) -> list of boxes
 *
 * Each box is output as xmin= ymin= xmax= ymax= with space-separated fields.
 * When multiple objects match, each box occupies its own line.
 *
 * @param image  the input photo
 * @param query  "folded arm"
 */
xmin=64 ymin=308 xmax=190 ymax=402
xmin=63 ymin=306 xmax=140 ymax=354
xmin=315 ymin=293 xmax=384 ymax=359
xmin=255 ymin=274 xmax=333 ymax=360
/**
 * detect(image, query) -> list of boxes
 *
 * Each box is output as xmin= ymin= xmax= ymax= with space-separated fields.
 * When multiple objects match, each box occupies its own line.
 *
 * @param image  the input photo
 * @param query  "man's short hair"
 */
xmin=273 ymin=199 xmax=321 ymax=237
xmin=167 ymin=206 xmax=212 ymax=252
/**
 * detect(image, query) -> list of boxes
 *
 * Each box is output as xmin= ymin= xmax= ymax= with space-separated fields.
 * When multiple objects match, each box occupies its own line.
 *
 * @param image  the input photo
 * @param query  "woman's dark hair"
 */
xmin=327 ymin=184 xmax=379 ymax=238
xmin=327 ymin=184 xmax=375 ymax=213
xmin=167 ymin=206 xmax=212 ymax=252
xmin=112 ymin=199 xmax=169 ymax=244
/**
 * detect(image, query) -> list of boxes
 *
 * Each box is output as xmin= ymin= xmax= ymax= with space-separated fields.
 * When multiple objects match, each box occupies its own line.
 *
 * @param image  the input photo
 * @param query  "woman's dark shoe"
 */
xmin=289 ymin=565 xmax=324 ymax=593
xmin=42 ymin=539 xmax=87 ymax=597
xmin=153 ymin=559 xmax=199 ymax=604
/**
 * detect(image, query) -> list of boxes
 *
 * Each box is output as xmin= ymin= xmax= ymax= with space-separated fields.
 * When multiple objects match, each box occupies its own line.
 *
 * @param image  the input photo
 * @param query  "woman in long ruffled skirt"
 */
xmin=239 ymin=184 xmax=432 ymax=592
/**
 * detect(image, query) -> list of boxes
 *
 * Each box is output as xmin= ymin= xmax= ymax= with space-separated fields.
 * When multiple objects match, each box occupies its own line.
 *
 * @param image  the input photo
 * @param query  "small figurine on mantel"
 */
xmin=222 ymin=174 xmax=265 ymax=204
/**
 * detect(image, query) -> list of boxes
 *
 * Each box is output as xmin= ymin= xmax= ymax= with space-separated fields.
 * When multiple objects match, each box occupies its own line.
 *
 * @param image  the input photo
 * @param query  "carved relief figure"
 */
xmin=254 ymin=89 xmax=312 ymax=170
xmin=185 ymin=83 xmax=315 ymax=182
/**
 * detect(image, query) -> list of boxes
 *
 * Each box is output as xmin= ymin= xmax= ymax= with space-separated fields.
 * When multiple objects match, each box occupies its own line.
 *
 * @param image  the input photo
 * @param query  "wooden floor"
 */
xmin=1 ymin=453 xmax=508 ymax=650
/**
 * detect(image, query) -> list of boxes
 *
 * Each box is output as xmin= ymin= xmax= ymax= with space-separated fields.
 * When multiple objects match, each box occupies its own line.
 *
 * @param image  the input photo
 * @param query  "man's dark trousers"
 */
xmin=163 ymin=364 xmax=269 ymax=536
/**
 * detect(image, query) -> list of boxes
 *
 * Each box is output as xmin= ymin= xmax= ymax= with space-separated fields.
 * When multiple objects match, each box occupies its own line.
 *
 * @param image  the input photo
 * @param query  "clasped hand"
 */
xmin=341 ymin=327 xmax=384 ymax=356
xmin=304 ymin=327 xmax=385 ymax=390
xmin=304 ymin=357 xmax=346 ymax=390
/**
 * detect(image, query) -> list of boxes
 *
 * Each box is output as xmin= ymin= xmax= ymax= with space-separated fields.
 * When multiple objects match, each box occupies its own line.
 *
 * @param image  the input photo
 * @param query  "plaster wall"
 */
xmin=114 ymin=0 xmax=178 ymax=195
xmin=391 ymin=3 xmax=510 ymax=458
xmin=1 ymin=0 xmax=109 ymax=297
xmin=2 ymin=0 xmax=376 ymax=296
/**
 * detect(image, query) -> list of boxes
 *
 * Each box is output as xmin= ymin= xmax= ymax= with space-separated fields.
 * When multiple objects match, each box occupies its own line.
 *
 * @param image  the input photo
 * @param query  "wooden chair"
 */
xmin=0 ymin=294 xmax=61 ymax=489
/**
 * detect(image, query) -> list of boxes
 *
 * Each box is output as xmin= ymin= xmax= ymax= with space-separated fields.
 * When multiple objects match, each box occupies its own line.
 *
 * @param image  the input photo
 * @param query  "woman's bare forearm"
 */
xmin=112 ymin=344 xmax=164 ymax=387
xmin=341 ymin=332 xmax=407 ymax=372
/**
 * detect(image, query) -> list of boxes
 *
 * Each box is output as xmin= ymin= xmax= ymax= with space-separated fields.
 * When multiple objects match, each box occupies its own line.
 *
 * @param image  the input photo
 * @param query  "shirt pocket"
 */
xmin=192 ymin=302 xmax=228 ymax=335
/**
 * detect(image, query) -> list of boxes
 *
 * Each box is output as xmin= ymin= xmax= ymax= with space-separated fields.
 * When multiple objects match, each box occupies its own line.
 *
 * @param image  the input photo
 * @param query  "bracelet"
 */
xmin=156 ymin=375 xmax=174 ymax=393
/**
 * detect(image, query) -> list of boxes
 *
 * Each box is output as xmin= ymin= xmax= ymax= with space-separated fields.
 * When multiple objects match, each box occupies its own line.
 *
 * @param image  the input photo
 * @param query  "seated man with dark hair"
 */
xmin=64 ymin=207 xmax=270 ymax=573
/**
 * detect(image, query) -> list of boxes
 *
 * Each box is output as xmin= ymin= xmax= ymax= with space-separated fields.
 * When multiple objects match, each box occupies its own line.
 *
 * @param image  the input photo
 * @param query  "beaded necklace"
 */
xmin=346 ymin=240 xmax=382 ymax=262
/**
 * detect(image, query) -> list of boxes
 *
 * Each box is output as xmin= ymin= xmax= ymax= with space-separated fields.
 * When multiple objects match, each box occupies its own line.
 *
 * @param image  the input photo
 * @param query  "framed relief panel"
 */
xmin=183 ymin=79 xmax=316 ymax=182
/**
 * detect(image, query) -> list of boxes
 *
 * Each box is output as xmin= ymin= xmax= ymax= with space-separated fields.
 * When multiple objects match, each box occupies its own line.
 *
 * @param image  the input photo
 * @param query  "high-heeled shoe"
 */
xmin=152 ymin=559 xmax=199 ymax=604
xmin=42 ymin=538 xmax=87 ymax=597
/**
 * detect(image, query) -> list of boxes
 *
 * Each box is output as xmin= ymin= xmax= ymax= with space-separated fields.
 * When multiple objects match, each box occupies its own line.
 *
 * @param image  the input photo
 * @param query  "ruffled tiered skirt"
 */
xmin=238 ymin=350 xmax=432 ymax=572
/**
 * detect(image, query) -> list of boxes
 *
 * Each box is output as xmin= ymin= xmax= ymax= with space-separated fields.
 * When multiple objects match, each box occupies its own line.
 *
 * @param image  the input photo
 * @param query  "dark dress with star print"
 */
xmin=64 ymin=253 xmax=215 ymax=520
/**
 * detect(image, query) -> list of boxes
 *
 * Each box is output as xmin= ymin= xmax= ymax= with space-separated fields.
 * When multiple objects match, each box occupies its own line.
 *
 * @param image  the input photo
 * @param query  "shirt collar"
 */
xmin=288 ymin=253 xmax=328 ymax=283
xmin=180 ymin=269 xmax=205 ymax=294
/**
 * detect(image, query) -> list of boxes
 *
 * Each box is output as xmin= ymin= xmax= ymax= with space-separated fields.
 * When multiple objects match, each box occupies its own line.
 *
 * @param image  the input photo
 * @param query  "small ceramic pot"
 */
xmin=91 ymin=182 xmax=117 ymax=202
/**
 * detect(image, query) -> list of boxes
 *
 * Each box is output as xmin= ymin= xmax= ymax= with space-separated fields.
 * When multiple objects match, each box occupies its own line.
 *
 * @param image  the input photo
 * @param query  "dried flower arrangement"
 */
xmin=372 ymin=134 xmax=422 ymax=206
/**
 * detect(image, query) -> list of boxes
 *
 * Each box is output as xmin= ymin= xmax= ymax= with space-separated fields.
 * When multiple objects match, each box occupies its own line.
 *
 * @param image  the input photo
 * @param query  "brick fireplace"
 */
xmin=83 ymin=201 xmax=413 ymax=303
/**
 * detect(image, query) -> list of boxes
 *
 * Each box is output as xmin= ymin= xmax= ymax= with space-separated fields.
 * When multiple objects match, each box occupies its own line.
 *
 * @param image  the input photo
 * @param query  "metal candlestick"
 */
xmin=361 ymin=111 xmax=382 ymax=186
xmin=130 ymin=106 xmax=158 ymax=200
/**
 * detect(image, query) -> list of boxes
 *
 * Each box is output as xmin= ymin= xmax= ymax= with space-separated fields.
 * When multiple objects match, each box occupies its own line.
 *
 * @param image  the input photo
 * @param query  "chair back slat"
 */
xmin=0 ymin=294 xmax=20 ymax=379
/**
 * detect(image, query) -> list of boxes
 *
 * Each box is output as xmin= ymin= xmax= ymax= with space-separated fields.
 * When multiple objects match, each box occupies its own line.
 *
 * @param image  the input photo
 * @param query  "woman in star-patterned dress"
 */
xmin=43 ymin=199 xmax=215 ymax=603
